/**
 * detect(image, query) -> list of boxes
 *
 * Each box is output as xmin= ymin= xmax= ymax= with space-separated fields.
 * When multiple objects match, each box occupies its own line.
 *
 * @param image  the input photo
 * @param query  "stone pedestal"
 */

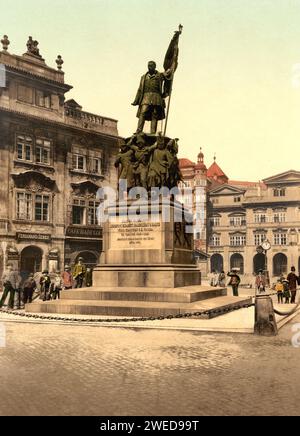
xmin=93 ymin=200 xmax=201 ymax=288
xmin=26 ymin=199 xmax=253 ymax=318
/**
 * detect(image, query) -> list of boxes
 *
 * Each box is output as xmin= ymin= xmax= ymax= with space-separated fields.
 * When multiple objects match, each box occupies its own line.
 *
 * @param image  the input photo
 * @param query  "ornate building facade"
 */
xmin=0 ymin=36 xmax=120 ymax=278
xmin=179 ymin=151 xmax=300 ymax=282
xmin=208 ymin=170 xmax=300 ymax=283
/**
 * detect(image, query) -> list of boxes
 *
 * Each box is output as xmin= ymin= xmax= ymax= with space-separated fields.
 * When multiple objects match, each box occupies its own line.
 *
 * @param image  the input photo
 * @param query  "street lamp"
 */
xmin=261 ymin=239 xmax=271 ymax=288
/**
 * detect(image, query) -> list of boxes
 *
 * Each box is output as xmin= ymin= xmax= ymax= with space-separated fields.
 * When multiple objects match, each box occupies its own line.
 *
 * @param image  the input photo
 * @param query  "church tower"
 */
xmin=194 ymin=148 xmax=208 ymax=252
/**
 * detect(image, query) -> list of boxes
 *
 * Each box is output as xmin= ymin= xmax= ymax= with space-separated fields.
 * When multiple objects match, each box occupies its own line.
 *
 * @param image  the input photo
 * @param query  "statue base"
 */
xmin=26 ymin=200 xmax=252 ymax=318
xmin=93 ymin=200 xmax=200 ymax=288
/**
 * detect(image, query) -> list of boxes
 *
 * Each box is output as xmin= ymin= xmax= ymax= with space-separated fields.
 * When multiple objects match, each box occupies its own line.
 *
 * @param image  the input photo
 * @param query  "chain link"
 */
xmin=0 ymin=302 xmax=254 ymax=324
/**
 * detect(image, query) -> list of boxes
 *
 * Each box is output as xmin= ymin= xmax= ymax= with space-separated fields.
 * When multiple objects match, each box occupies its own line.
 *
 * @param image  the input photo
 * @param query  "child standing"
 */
xmin=275 ymin=279 xmax=284 ymax=304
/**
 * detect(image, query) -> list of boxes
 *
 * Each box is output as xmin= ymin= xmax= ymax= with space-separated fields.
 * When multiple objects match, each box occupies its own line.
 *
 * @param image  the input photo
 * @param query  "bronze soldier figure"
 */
xmin=132 ymin=61 xmax=171 ymax=135
xmin=114 ymin=141 xmax=135 ymax=190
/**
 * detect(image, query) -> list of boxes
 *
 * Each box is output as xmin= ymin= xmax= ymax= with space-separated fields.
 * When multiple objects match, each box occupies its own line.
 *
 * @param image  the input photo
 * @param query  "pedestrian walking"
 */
xmin=0 ymin=264 xmax=21 ymax=309
xmin=23 ymin=274 xmax=37 ymax=304
xmin=61 ymin=265 xmax=73 ymax=290
xmin=283 ymin=279 xmax=291 ymax=304
xmin=40 ymin=270 xmax=51 ymax=301
xmin=73 ymin=257 xmax=87 ymax=289
xmin=287 ymin=267 xmax=299 ymax=304
xmin=255 ymin=270 xmax=266 ymax=294
xmin=275 ymin=279 xmax=284 ymax=304
xmin=227 ymin=269 xmax=241 ymax=297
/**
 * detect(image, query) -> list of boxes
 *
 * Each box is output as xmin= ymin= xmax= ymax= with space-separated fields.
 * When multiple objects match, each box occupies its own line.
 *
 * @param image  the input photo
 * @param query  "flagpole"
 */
xmin=163 ymin=77 xmax=174 ymax=137
xmin=163 ymin=24 xmax=183 ymax=137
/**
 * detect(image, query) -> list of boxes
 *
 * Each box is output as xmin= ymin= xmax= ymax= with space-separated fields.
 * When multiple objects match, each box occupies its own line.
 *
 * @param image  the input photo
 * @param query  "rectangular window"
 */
xmin=230 ymin=235 xmax=246 ymax=246
xmin=35 ymin=195 xmax=49 ymax=222
xmin=72 ymin=199 xmax=86 ymax=225
xmin=73 ymin=154 xmax=86 ymax=171
xmin=273 ymin=213 xmax=286 ymax=223
xmin=91 ymin=158 xmax=102 ymax=174
xmin=36 ymin=90 xmax=51 ymax=108
xmin=36 ymin=139 xmax=51 ymax=165
xmin=230 ymin=216 xmax=245 ymax=227
xmin=255 ymin=213 xmax=267 ymax=224
xmin=274 ymin=233 xmax=287 ymax=246
xmin=210 ymin=235 xmax=220 ymax=247
xmin=16 ymin=192 xmax=32 ymax=220
xmin=18 ymin=85 xmax=33 ymax=104
xmin=210 ymin=217 xmax=220 ymax=227
xmin=254 ymin=234 xmax=266 ymax=246
xmin=16 ymin=135 xmax=33 ymax=161
xmin=274 ymin=188 xmax=286 ymax=197
xmin=87 ymin=201 xmax=100 ymax=225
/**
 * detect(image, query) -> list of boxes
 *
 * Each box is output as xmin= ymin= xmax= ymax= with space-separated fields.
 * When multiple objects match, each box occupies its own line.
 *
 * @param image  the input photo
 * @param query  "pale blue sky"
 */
xmin=2 ymin=0 xmax=300 ymax=180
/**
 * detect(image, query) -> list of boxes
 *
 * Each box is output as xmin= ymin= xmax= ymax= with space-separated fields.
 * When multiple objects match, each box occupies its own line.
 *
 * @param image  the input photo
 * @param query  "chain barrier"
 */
xmin=273 ymin=302 xmax=300 ymax=317
xmin=0 ymin=302 xmax=254 ymax=324
xmin=255 ymin=291 xmax=300 ymax=317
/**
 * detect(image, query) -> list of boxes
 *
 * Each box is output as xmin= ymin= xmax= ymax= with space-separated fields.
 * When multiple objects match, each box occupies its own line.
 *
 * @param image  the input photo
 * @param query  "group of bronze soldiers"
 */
xmin=115 ymin=132 xmax=182 ymax=192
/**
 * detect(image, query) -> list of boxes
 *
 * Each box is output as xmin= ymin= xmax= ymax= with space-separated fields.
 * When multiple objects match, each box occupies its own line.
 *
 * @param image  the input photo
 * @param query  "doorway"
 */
xmin=20 ymin=246 xmax=43 ymax=277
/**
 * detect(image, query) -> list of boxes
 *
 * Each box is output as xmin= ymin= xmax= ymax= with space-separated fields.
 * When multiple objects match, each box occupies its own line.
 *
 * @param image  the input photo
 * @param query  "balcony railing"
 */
xmin=65 ymin=108 xmax=105 ymax=125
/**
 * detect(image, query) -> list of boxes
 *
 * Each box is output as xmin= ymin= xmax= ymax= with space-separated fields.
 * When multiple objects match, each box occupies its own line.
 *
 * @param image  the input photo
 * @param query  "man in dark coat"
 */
xmin=227 ymin=269 xmax=241 ymax=297
xmin=23 ymin=274 xmax=37 ymax=304
xmin=132 ymin=61 xmax=171 ymax=134
xmin=40 ymin=270 xmax=51 ymax=301
xmin=287 ymin=266 xmax=299 ymax=304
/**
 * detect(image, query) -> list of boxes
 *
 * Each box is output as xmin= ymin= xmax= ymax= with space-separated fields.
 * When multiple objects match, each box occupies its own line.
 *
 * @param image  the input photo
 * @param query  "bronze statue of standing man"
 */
xmin=132 ymin=61 xmax=172 ymax=134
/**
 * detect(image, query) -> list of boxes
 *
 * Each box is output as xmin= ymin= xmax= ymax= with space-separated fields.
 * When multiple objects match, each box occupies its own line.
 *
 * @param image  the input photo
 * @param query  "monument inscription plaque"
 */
xmin=109 ymin=221 xmax=162 ymax=250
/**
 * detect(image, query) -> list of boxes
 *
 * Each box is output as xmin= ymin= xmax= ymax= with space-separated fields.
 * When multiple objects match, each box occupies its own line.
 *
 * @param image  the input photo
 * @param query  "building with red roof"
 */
xmin=179 ymin=152 xmax=300 ymax=283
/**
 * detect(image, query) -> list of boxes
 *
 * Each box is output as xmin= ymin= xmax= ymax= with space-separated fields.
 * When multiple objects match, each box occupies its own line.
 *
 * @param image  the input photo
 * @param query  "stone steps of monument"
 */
xmin=26 ymin=295 xmax=252 ymax=319
xmin=61 ymin=285 xmax=227 ymax=303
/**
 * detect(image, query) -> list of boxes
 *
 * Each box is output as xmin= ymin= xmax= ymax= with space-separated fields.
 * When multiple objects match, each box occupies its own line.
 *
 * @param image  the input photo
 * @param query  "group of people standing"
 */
xmin=210 ymin=269 xmax=241 ymax=296
xmin=210 ymin=266 xmax=299 ymax=303
xmin=275 ymin=267 xmax=299 ymax=304
xmin=0 ymin=257 xmax=92 ymax=310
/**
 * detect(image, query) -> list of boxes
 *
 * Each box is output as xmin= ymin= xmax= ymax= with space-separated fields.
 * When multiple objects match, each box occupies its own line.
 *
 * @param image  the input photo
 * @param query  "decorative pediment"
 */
xmin=228 ymin=212 xmax=246 ymax=217
xmin=71 ymin=180 xmax=100 ymax=196
xmin=209 ymin=184 xmax=246 ymax=196
xmin=12 ymin=170 xmax=57 ymax=192
xmin=263 ymin=170 xmax=300 ymax=186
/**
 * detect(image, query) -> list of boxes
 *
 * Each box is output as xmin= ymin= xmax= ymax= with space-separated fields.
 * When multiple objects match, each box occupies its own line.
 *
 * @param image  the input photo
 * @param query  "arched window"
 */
xmin=253 ymin=253 xmax=266 ymax=274
xmin=210 ymin=254 xmax=224 ymax=273
xmin=21 ymin=246 xmax=43 ymax=277
xmin=230 ymin=253 xmax=244 ymax=274
xmin=273 ymin=253 xmax=288 ymax=276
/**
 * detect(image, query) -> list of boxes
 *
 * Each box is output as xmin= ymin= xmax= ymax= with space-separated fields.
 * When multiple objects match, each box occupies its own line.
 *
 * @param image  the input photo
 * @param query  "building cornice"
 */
xmin=5 ymin=64 xmax=72 ymax=92
xmin=243 ymin=200 xmax=300 ymax=208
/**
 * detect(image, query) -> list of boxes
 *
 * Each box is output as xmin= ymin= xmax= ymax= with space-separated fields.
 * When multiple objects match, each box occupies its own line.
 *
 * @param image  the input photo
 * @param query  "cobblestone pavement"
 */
xmin=0 ymin=314 xmax=299 ymax=416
